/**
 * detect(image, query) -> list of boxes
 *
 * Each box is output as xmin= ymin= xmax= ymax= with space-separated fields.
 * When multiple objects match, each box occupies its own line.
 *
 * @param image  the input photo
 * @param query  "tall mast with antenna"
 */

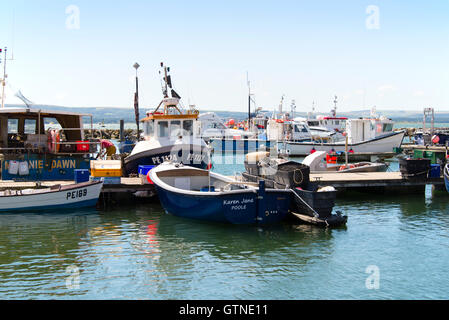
xmin=332 ymin=95 xmax=338 ymax=117
xmin=290 ymin=100 xmax=296 ymax=119
xmin=1 ymin=47 xmax=7 ymax=109
xmin=247 ymin=72 xmax=251 ymax=130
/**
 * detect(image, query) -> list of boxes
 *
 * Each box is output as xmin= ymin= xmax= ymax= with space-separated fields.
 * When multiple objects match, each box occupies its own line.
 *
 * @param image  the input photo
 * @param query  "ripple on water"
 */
xmin=2 ymin=187 xmax=449 ymax=299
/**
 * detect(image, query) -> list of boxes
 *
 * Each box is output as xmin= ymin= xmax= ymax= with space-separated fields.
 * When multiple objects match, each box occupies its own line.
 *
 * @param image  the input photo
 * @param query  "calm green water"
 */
xmin=1 ymin=154 xmax=449 ymax=300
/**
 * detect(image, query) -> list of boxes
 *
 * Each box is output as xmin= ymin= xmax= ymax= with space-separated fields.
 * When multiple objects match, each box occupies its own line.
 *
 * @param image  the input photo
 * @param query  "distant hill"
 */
xmin=4 ymin=104 xmax=447 ymax=124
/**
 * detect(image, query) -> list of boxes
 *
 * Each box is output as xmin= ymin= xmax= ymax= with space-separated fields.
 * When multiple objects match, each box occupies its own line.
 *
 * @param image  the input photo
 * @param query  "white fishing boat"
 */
xmin=0 ymin=181 xmax=103 ymax=212
xmin=280 ymin=116 xmax=405 ymax=156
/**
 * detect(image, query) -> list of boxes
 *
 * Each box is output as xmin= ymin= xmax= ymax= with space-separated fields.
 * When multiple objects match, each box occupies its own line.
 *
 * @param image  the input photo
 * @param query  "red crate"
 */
xmin=76 ymin=141 xmax=90 ymax=152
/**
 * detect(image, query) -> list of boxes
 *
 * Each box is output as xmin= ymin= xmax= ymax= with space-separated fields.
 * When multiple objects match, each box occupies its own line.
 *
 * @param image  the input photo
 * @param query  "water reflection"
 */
xmin=0 ymin=203 xmax=345 ymax=299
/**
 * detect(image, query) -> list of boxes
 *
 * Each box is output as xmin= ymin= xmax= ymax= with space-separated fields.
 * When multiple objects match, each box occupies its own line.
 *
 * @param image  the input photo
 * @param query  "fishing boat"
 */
xmin=0 ymin=180 xmax=103 ymax=212
xmin=302 ymin=151 xmax=388 ymax=173
xmin=0 ymin=48 xmax=101 ymax=181
xmin=123 ymin=63 xmax=211 ymax=175
xmin=149 ymin=162 xmax=291 ymax=225
xmin=280 ymin=117 xmax=405 ymax=156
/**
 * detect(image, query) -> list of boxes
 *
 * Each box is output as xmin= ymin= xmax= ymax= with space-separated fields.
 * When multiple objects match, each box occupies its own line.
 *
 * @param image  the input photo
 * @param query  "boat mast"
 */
xmin=1 ymin=47 xmax=7 ymax=109
xmin=247 ymin=72 xmax=251 ymax=130
xmin=278 ymin=95 xmax=285 ymax=118
xmin=290 ymin=99 xmax=296 ymax=119
xmin=332 ymin=95 xmax=338 ymax=117
xmin=163 ymin=63 xmax=169 ymax=99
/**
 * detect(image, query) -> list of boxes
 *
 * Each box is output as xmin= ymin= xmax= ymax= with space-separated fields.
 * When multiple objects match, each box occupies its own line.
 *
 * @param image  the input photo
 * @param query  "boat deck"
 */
xmin=310 ymin=171 xmax=444 ymax=194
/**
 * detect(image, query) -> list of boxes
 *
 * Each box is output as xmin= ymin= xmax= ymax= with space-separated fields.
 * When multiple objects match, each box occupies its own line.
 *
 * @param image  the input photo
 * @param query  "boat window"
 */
xmin=170 ymin=120 xmax=182 ymax=137
xmin=144 ymin=121 xmax=154 ymax=136
xmin=335 ymin=120 xmax=339 ymax=125
xmin=183 ymin=120 xmax=193 ymax=136
xmin=24 ymin=119 xmax=37 ymax=134
xmin=383 ymin=123 xmax=393 ymax=132
xmin=8 ymin=119 xmax=18 ymax=134
xmin=158 ymin=121 xmax=169 ymax=137
xmin=44 ymin=118 xmax=61 ymax=131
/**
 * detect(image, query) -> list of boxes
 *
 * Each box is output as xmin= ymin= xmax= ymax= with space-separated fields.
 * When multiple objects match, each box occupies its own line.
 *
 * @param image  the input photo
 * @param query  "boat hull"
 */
xmin=0 ymin=181 xmax=103 ymax=212
xmin=444 ymin=165 xmax=449 ymax=193
xmin=154 ymin=184 xmax=290 ymax=225
xmin=124 ymin=144 xmax=211 ymax=175
xmin=281 ymin=131 xmax=405 ymax=156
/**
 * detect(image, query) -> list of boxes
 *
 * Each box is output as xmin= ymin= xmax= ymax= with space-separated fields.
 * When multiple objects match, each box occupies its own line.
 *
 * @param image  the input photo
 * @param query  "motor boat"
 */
xmin=150 ymin=162 xmax=291 ymax=225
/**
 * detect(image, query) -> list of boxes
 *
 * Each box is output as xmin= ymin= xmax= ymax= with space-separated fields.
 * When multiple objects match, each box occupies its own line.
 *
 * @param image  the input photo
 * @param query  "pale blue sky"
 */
xmin=0 ymin=0 xmax=448 ymax=113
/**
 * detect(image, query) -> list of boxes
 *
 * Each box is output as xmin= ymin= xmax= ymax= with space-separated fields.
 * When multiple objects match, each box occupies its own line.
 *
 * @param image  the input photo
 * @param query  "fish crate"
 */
xmin=76 ymin=141 xmax=90 ymax=152
xmin=90 ymin=160 xmax=122 ymax=177
xmin=413 ymin=149 xmax=445 ymax=165
xmin=74 ymin=169 xmax=90 ymax=183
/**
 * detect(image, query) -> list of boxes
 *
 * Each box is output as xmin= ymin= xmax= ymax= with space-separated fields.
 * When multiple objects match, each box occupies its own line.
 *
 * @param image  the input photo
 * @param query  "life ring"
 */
xmin=276 ymin=119 xmax=284 ymax=123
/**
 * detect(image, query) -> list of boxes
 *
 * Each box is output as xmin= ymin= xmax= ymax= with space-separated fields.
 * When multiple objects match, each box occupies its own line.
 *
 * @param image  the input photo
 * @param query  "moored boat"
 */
xmin=150 ymin=162 xmax=291 ymax=225
xmin=302 ymin=151 xmax=389 ymax=173
xmin=124 ymin=63 xmax=211 ymax=175
xmin=0 ymin=180 xmax=103 ymax=212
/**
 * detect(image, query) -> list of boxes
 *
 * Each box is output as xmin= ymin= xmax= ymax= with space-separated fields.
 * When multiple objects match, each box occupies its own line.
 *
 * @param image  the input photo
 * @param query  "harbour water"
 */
xmin=1 ymin=154 xmax=449 ymax=300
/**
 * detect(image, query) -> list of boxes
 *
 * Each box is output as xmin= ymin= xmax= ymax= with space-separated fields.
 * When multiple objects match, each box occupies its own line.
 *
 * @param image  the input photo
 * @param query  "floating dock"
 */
xmin=310 ymin=171 xmax=444 ymax=194
xmin=0 ymin=172 xmax=444 ymax=205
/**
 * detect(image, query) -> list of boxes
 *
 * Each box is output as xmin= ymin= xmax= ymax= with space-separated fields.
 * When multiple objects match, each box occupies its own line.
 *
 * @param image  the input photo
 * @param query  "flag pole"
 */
xmin=1 ymin=47 xmax=7 ymax=109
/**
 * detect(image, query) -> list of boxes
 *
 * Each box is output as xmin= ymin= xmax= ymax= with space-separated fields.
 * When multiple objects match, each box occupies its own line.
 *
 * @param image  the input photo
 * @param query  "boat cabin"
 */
xmin=308 ymin=116 xmax=347 ymax=133
xmin=0 ymin=107 xmax=96 ymax=154
xmin=141 ymin=98 xmax=201 ymax=141
xmin=266 ymin=119 xmax=311 ymax=142
xmin=346 ymin=117 xmax=395 ymax=143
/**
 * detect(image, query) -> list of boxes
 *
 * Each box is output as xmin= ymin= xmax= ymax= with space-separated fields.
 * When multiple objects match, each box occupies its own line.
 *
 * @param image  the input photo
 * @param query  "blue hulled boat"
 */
xmin=444 ymin=164 xmax=449 ymax=193
xmin=150 ymin=162 xmax=291 ymax=225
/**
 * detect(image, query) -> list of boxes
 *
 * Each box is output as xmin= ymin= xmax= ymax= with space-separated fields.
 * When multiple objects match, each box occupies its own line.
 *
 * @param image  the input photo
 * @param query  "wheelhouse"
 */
xmin=140 ymin=98 xmax=201 ymax=140
xmin=0 ymin=107 xmax=97 ymax=155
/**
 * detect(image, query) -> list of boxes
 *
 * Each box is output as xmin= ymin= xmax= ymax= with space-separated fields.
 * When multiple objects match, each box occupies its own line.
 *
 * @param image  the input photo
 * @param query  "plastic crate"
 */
xmin=138 ymin=165 xmax=156 ymax=176
xmin=90 ymin=160 xmax=122 ymax=177
xmin=429 ymin=164 xmax=441 ymax=178
xmin=74 ymin=169 xmax=90 ymax=183
xmin=76 ymin=141 xmax=90 ymax=152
